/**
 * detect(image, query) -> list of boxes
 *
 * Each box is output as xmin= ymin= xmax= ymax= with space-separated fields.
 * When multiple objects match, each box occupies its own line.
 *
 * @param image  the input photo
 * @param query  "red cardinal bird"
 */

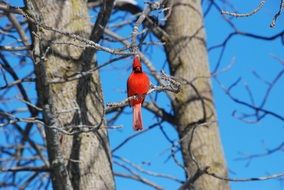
xmin=127 ymin=55 xmax=150 ymax=131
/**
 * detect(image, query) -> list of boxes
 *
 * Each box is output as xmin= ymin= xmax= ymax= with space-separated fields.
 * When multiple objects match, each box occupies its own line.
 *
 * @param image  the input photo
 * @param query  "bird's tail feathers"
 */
xmin=133 ymin=104 xmax=143 ymax=131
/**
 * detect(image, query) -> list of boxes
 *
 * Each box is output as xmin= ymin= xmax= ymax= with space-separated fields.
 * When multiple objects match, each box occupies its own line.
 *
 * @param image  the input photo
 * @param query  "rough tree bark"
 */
xmin=164 ymin=0 xmax=230 ymax=189
xmin=26 ymin=0 xmax=115 ymax=189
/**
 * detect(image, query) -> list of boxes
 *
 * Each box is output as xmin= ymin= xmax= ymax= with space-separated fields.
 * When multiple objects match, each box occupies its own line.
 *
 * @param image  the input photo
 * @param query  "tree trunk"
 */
xmin=164 ymin=0 xmax=229 ymax=189
xmin=26 ymin=0 xmax=115 ymax=189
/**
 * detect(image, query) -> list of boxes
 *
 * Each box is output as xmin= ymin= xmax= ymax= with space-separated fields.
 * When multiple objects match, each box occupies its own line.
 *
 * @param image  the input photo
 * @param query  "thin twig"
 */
xmin=206 ymin=169 xmax=284 ymax=182
xmin=221 ymin=0 xmax=266 ymax=17
xmin=270 ymin=0 xmax=284 ymax=27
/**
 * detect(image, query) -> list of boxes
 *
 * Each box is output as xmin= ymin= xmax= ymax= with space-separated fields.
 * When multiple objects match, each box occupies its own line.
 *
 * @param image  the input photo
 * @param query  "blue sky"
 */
xmin=1 ymin=0 xmax=283 ymax=190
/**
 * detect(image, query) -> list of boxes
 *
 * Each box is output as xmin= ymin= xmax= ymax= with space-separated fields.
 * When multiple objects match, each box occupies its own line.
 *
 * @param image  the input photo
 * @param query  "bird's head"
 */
xmin=132 ymin=55 xmax=142 ymax=73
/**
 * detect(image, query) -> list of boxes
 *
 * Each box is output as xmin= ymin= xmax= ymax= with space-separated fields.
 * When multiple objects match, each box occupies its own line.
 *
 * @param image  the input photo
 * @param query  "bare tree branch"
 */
xmin=114 ymin=161 xmax=163 ymax=190
xmin=221 ymin=0 xmax=266 ymax=17
xmin=1 ymin=166 xmax=50 ymax=172
xmin=105 ymin=71 xmax=180 ymax=112
xmin=206 ymin=169 xmax=284 ymax=182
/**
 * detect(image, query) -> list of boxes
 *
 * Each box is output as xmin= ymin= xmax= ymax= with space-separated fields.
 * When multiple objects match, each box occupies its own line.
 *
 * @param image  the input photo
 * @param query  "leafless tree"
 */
xmin=0 ymin=0 xmax=283 ymax=190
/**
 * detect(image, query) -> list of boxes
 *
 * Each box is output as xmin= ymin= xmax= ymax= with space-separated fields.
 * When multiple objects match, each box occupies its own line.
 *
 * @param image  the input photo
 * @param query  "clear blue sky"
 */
xmin=1 ymin=0 xmax=284 ymax=190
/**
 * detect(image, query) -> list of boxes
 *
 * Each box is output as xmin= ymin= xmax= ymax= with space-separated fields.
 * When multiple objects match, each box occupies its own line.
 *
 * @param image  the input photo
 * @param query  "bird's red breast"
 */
xmin=127 ymin=72 xmax=150 ymax=105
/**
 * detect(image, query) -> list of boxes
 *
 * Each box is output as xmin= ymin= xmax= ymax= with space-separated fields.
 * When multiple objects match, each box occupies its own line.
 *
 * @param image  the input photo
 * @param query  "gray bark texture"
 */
xmin=164 ymin=0 xmax=230 ymax=189
xmin=26 ymin=0 xmax=115 ymax=189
